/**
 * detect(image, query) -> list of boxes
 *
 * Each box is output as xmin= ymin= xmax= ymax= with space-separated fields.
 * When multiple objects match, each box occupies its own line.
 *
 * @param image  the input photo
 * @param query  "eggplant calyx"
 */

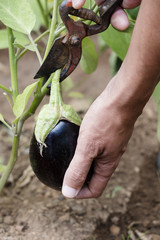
xmin=35 ymin=103 xmax=60 ymax=145
xmin=61 ymin=103 xmax=81 ymax=126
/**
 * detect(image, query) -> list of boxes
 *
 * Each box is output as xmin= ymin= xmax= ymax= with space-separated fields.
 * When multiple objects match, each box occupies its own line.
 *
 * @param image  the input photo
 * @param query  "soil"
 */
xmin=0 ymin=43 xmax=160 ymax=240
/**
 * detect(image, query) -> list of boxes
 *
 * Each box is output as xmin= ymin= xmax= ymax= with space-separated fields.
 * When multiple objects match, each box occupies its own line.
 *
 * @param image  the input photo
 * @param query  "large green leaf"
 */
xmin=80 ymin=37 xmax=98 ymax=74
xmin=100 ymin=22 xmax=134 ymax=61
xmin=0 ymin=30 xmax=31 ymax=50
xmin=0 ymin=0 xmax=36 ymax=34
xmin=13 ymin=82 xmax=38 ymax=120
xmin=28 ymin=0 xmax=46 ymax=30
xmin=0 ymin=29 xmax=8 ymax=49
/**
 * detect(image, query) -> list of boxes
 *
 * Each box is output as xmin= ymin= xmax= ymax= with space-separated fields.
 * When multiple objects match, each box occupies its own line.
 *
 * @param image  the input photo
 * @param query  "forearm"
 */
xmin=105 ymin=0 xmax=160 ymax=119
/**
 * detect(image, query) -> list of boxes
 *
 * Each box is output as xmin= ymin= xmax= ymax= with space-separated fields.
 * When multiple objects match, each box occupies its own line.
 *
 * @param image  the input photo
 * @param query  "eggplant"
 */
xmin=29 ymin=120 xmax=79 ymax=190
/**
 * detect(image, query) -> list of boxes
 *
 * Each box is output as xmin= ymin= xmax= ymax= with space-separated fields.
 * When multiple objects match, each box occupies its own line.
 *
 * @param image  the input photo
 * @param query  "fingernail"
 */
xmin=72 ymin=0 xmax=81 ymax=9
xmin=62 ymin=185 xmax=79 ymax=198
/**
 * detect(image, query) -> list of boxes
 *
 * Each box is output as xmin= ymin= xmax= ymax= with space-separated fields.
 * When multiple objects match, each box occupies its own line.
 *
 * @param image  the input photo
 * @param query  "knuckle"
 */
xmin=70 ymin=168 xmax=86 ymax=185
xmin=78 ymin=134 xmax=101 ymax=160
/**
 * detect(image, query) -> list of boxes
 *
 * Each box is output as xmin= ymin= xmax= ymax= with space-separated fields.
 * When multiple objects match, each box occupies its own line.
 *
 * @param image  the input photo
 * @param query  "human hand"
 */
xmin=72 ymin=0 xmax=141 ymax=31
xmin=62 ymin=76 xmax=138 ymax=199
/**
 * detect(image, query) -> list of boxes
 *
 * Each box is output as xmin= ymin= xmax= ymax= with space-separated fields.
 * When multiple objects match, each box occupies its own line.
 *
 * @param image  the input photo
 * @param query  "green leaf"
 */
xmin=13 ymin=31 xmax=30 ymax=46
xmin=98 ymin=35 xmax=108 ymax=54
xmin=14 ymin=43 xmax=37 ymax=52
xmin=28 ymin=0 xmax=46 ymax=30
xmin=80 ymin=37 xmax=98 ymax=74
xmin=0 ymin=29 xmax=8 ymax=49
xmin=100 ymin=22 xmax=134 ymax=61
xmin=61 ymin=77 xmax=74 ymax=92
xmin=127 ymin=7 xmax=139 ymax=20
xmin=13 ymin=82 xmax=38 ymax=119
xmin=0 ymin=113 xmax=11 ymax=129
xmin=0 ymin=0 xmax=36 ymax=34
xmin=68 ymin=91 xmax=84 ymax=99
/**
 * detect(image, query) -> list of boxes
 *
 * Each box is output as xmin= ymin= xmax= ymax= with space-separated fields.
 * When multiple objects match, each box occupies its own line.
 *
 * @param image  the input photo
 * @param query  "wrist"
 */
xmin=101 ymin=71 xmax=158 ymax=125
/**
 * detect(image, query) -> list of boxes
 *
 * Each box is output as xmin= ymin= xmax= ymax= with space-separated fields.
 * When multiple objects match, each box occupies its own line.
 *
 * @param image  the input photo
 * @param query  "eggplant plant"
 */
xmin=0 ymin=0 xmax=137 ymax=193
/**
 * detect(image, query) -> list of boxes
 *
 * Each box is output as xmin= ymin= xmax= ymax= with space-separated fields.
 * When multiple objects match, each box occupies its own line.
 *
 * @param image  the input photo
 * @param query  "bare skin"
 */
xmin=62 ymin=0 xmax=160 ymax=198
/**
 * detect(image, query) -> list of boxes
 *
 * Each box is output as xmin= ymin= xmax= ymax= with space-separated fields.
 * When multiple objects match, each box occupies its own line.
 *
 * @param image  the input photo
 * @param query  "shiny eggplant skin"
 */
xmin=29 ymin=120 xmax=79 ymax=191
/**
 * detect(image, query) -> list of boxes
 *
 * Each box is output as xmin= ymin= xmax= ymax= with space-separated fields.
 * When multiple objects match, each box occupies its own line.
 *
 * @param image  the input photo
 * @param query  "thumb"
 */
xmin=62 ymin=135 xmax=96 ymax=198
xmin=72 ymin=0 xmax=86 ymax=9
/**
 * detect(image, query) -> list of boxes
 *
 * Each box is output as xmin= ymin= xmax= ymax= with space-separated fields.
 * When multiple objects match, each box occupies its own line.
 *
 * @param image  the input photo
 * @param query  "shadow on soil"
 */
xmin=89 ymin=152 xmax=160 ymax=240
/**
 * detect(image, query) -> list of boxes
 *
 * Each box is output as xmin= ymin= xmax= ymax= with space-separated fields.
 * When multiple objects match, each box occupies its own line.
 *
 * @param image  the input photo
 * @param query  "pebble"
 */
xmin=15 ymin=225 xmax=24 ymax=232
xmin=3 ymin=216 xmax=14 ymax=225
xmin=58 ymin=213 xmax=70 ymax=223
xmin=71 ymin=204 xmax=86 ymax=216
xmin=111 ymin=216 xmax=119 ymax=225
xmin=153 ymin=220 xmax=160 ymax=226
xmin=110 ymin=225 xmax=120 ymax=236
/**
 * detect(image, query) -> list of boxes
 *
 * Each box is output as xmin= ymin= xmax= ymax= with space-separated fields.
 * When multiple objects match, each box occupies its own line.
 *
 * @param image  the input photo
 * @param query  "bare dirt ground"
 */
xmin=0 ymin=46 xmax=160 ymax=240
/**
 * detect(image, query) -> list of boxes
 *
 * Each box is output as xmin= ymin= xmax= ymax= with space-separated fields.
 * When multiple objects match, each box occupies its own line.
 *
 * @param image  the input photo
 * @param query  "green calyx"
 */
xmin=34 ymin=70 xmax=81 ymax=144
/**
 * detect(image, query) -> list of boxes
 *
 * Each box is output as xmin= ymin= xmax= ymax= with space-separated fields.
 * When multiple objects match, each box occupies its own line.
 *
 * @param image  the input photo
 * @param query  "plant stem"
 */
xmin=0 ymin=84 xmax=12 ymax=94
xmin=0 ymin=121 xmax=23 ymax=194
xmin=49 ymin=70 xmax=62 ymax=105
xmin=28 ymin=34 xmax=42 ymax=65
xmin=17 ymin=30 xmax=49 ymax=61
xmin=44 ymin=0 xmax=59 ymax=59
xmin=37 ymin=0 xmax=49 ymax=28
xmin=7 ymin=27 xmax=18 ymax=102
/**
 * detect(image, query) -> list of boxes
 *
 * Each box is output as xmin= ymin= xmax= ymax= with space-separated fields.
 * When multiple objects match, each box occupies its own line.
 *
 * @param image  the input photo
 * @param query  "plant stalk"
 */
xmin=7 ymin=27 xmax=18 ymax=102
xmin=44 ymin=0 xmax=59 ymax=59
xmin=49 ymin=70 xmax=62 ymax=105
xmin=37 ymin=0 xmax=49 ymax=28
xmin=28 ymin=34 xmax=42 ymax=65
xmin=0 ymin=121 xmax=23 ymax=194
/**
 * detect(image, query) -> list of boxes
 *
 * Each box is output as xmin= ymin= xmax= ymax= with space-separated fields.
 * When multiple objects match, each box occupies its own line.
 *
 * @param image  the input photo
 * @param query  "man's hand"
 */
xmin=62 ymin=76 xmax=137 ymax=198
xmin=62 ymin=0 xmax=160 ymax=199
xmin=72 ymin=0 xmax=141 ymax=31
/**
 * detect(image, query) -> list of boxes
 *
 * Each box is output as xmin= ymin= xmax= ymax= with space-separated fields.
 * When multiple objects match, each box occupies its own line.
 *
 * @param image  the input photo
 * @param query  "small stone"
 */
xmin=71 ymin=204 xmax=86 ymax=216
xmin=111 ymin=216 xmax=119 ymax=224
xmin=134 ymin=166 xmax=140 ymax=173
xmin=3 ymin=216 xmax=14 ymax=225
xmin=15 ymin=225 xmax=24 ymax=232
xmin=110 ymin=225 xmax=120 ymax=236
xmin=153 ymin=220 xmax=160 ymax=226
xmin=58 ymin=194 xmax=65 ymax=201
xmin=58 ymin=213 xmax=70 ymax=223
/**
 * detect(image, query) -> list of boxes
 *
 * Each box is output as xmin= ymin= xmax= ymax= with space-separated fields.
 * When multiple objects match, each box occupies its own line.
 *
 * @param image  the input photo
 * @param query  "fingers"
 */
xmin=62 ymin=133 xmax=99 ymax=198
xmin=76 ymin=158 xmax=120 ymax=199
xmin=72 ymin=0 xmax=141 ymax=10
xmin=72 ymin=0 xmax=85 ymax=9
xmin=122 ymin=0 xmax=141 ymax=9
xmin=111 ymin=7 xmax=129 ymax=31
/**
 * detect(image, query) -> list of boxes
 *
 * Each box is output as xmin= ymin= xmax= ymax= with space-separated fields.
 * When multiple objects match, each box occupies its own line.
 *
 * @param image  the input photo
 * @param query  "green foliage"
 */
xmin=80 ymin=37 xmax=98 ymax=74
xmin=0 ymin=114 xmax=11 ymax=129
xmin=127 ymin=6 xmax=140 ymax=20
xmin=105 ymin=185 xmax=121 ymax=198
xmin=0 ymin=0 xmax=36 ymax=34
xmin=13 ymin=82 xmax=38 ymax=121
xmin=100 ymin=23 xmax=134 ymax=61
xmin=0 ymin=30 xmax=8 ymax=49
